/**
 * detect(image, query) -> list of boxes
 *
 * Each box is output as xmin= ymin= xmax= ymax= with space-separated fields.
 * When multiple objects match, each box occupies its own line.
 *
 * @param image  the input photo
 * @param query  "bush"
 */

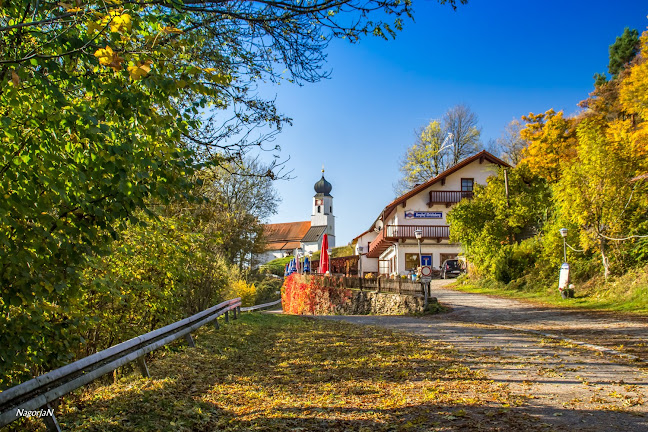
xmin=260 ymin=256 xmax=293 ymax=276
xmin=282 ymin=274 xmax=351 ymax=315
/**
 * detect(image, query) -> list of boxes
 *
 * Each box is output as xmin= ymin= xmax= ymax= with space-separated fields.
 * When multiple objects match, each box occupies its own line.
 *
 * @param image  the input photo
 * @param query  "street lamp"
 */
xmin=414 ymin=229 xmax=428 ymax=308
xmin=559 ymin=228 xmax=568 ymax=263
xmin=357 ymin=245 xmax=363 ymax=278
xmin=296 ymin=248 xmax=303 ymax=273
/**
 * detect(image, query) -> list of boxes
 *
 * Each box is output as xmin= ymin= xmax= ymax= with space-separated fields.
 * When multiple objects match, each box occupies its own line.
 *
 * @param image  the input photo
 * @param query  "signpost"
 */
xmin=421 ymin=255 xmax=432 ymax=266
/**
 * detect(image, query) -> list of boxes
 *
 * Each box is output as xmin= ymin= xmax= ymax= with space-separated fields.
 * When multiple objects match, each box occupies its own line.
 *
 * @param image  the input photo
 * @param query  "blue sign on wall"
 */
xmin=421 ymin=255 xmax=432 ymax=266
xmin=404 ymin=211 xmax=442 ymax=219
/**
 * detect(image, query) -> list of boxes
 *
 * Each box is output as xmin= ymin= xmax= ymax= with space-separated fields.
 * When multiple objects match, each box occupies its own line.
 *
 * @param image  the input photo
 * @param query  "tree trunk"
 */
xmin=599 ymin=236 xmax=610 ymax=279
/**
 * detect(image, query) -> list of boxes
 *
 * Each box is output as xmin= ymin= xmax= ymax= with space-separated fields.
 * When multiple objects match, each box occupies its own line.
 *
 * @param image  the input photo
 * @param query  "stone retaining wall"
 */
xmin=335 ymin=290 xmax=438 ymax=315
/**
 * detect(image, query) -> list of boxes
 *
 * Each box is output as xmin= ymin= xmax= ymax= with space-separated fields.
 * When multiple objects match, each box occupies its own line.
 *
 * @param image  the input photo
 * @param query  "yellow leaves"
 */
xmin=110 ymin=13 xmax=132 ymax=33
xmin=58 ymin=2 xmax=82 ymax=12
xmin=87 ymin=12 xmax=132 ymax=35
xmin=162 ymin=26 xmax=184 ymax=34
xmin=127 ymin=61 xmax=152 ymax=80
xmin=94 ymin=46 xmax=124 ymax=71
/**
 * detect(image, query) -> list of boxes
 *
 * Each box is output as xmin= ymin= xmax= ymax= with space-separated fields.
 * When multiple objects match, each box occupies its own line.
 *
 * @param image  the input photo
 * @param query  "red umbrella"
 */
xmin=319 ymin=234 xmax=330 ymax=274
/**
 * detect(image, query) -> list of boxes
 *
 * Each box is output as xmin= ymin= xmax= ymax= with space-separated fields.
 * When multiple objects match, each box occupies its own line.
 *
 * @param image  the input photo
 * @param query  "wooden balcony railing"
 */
xmin=367 ymin=225 xmax=450 ymax=258
xmin=384 ymin=225 xmax=450 ymax=239
xmin=428 ymin=190 xmax=473 ymax=207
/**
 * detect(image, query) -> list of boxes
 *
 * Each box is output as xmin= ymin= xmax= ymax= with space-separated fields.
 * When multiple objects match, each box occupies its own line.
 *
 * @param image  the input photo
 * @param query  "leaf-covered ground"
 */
xmin=16 ymin=314 xmax=553 ymax=431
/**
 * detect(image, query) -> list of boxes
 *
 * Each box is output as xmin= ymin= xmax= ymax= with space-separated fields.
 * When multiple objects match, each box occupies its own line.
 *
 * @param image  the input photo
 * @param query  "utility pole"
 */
xmin=503 ymin=168 xmax=510 ymax=208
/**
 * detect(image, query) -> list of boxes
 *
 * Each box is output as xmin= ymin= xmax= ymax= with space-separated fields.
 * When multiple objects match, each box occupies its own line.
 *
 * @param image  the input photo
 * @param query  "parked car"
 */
xmin=441 ymin=259 xmax=464 ymax=279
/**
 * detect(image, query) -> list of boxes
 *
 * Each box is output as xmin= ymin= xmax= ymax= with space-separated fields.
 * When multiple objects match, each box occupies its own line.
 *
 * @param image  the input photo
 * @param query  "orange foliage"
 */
xmin=281 ymin=274 xmax=351 ymax=315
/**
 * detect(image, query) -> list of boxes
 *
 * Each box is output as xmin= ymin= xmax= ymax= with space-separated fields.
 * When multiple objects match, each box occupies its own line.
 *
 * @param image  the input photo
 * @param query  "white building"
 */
xmin=257 ymin=170 xmax=336 ymax=264
xmin=353 ymin=151 xmax=509 ymax=276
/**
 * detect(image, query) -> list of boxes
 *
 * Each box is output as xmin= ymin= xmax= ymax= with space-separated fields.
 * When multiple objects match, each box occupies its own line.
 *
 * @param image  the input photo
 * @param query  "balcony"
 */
xmin=367 ymin=225 xmax=450 ymax=258
xmin=428 ymin=190 xmax=473 ymax=207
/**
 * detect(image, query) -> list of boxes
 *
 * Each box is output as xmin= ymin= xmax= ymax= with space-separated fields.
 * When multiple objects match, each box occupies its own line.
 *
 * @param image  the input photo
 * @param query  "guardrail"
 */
xmin=241 ymin=298 xmax=282 ymax=312
xmin=0 ymin=297 xmax=242 ymax=431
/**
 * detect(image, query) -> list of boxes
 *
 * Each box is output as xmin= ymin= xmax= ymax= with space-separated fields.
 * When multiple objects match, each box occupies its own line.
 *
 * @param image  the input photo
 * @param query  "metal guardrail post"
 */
xmin=43 ymin=403 xmax=61 ymax=432
xmin=184 ymin=334 xmax=196 ymax=348
xmin=225 ymin=310 xmax=229 ymax=323
xmin=213 ymin=316 xmax=219 ymax=329
xmin=136 ymin=357 xmax=151 ymax=378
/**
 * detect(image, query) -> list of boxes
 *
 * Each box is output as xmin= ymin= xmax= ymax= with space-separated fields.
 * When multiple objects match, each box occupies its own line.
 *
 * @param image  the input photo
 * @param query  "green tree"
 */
xmin=554 ymin=118 xmax=645 ymax=278
xmin=447 ymin=165 xmax=552 ymax=279
xmin=594 ymin=27 xmax=640 ymax=86
xmin=395 ymin=104 xmax=481 ymax=194
xmin=609 ymin=27 xmax=640 ymax=78
xmin=170 ymin=157 xmax=280 ymax=269
xmin=0 ymin=0 xmax=468 ymax=386
xmin=395 ymin=120 xmax=448 ymax=194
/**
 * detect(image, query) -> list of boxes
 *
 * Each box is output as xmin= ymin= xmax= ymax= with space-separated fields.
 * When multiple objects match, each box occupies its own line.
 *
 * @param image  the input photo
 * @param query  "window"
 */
xmin=379 ymin=260 xmax=389 ymax=275
xmin=461 ymin=178 xmax=474 ymax=192
xmin=317 ymin=205 xmax=321 ymax=213
xmin=405 ymin=253 xmax=420 ymax=271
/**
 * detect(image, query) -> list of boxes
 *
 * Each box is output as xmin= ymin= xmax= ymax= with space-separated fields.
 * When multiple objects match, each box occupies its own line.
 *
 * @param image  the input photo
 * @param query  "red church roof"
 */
xmin=263 ymin=221 xmax=312 ymax=251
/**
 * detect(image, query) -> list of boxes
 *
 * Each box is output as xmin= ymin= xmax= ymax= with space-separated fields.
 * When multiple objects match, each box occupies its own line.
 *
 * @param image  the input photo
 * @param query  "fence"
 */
xmin=319 ymin=275 xmax=425 ymax=296
xmin=0 ymin=297 xmax=258 ymax=431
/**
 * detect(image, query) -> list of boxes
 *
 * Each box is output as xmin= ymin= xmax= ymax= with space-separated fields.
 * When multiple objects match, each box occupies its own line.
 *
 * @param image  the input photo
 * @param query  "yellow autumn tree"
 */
xmin=519 ymin=109 xmax=578 ymax=183
xmin=619 ymin=28 xmax=648 ymax=165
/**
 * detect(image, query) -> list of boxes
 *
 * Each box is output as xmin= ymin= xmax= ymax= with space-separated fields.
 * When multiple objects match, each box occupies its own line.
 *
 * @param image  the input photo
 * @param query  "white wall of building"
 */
xmin=389 ymin=160 xmax=500 ymax=228
xmin=363 ymin=158 xmax=502 ymax=276
xmin=355 ymin=231 xmax=378 ymax=275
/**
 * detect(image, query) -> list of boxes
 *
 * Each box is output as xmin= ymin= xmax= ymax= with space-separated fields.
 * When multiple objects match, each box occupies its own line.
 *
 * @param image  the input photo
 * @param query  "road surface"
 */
xmin=320 ymin=281 xmax=648 ymax=431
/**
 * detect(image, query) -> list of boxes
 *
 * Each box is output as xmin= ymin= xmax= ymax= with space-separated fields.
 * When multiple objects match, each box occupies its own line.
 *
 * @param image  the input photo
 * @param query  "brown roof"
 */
xmin=381 ymin=150 xmax=510 ymax=221
xmin=264 ymin=221 xmax=311 ymax=245
xmin=265 ymin=240 xmax=304 ymax=251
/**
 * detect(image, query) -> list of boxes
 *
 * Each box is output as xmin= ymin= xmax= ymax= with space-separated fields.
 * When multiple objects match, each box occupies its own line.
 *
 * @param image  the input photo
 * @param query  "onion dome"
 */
xmin=314 ymin=169 xmax=332 ymax=195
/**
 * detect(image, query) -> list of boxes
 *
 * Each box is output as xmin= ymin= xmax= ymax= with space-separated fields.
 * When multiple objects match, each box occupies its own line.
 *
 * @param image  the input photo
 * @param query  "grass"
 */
xmin=12 ymin=313 xmax=548 ymax=431
xmin=450 ymin=265 xmax=648 ymax=316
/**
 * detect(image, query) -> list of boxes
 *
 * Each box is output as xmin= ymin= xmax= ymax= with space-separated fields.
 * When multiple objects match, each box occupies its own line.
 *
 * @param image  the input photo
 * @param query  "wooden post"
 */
xmin=359 ymin=277 xmax=363 ymax=292
xmin=136 ymin=357 xmax=150 ymax=378
xmin=377 ymin=278 xmax=381 ymax=293
xmin=225 ymin=310 xmax=229 ymax=323
xmin=398 ymin=278 xmax=402 ymax=294
xmin=43 ymin=404 xmax=61 ymax=432
xmin=184 ymin=333 xmax=195 ymax=348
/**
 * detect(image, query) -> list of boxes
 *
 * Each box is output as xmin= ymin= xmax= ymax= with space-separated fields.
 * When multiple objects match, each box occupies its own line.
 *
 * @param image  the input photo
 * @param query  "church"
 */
xmin=257 ymin=170 xmax=336 ymax=264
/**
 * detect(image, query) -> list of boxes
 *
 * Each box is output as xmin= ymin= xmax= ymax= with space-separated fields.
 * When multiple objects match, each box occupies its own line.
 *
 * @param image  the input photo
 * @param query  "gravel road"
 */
xmin=319 ymin=281 xmax=648 ymax=431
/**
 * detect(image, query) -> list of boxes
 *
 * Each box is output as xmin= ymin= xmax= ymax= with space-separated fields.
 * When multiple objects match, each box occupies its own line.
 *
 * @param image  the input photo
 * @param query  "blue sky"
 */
xmin=258 ymin=0 xmax=648 ymax=246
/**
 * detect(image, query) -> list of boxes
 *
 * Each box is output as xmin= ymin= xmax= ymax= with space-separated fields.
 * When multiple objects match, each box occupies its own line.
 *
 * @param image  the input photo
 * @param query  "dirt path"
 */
xmin=319 ymin=281 xmax=648 ymax=431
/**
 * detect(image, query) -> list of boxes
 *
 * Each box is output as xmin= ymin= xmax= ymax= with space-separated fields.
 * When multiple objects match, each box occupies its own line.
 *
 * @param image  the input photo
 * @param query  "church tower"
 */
xmin=311 ymin=168 xmax=336 ymax=248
